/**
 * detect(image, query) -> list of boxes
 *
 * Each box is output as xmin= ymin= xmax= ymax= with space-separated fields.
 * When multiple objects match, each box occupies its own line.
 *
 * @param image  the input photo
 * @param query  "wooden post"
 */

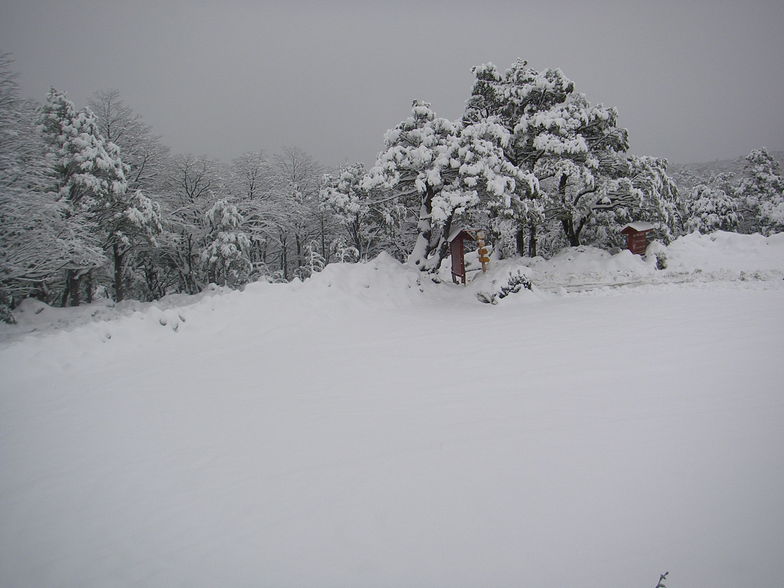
xmin=476 ymin=230 xmax=490 ymax=272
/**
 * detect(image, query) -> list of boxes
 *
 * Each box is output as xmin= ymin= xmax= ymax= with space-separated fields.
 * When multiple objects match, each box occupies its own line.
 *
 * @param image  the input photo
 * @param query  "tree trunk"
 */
xmin=113 ymin=243 xmax=125 ymax=302
xmin=516 ymin=227 xmax=526 ymax=257
xmin=183 ymin=232 xmax=198 ymax=294
xmin=61 ymin=271 xmax=71 ymax=307
xmin=528 ymin=223 xmax=538 ymax=257
xmin=320 ymin=213 xmax=328 ymax=263
xmin=407 ymin=185 xmax=437 ymax=270
xmin=66 ymin=270 xmax=80 ymax=307
xmin=279 ymin=233 xmax=289 ymax=280
xmin=426 ymin=215 xmax=454 ymax=273
xmin=562 ymin=218 xmax=580 ymax=246
xmin=351 ymin=217 xmax=363 ymax=260
xmin=558 ymin=174 xmax=580 ymax=246
xmin=84 ymin=270 xmax=93 ymax=304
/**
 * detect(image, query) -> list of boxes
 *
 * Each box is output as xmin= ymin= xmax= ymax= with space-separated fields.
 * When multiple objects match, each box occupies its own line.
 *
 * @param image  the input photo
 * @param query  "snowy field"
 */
xmin=1 ymin=232 xmax=783 ymax=588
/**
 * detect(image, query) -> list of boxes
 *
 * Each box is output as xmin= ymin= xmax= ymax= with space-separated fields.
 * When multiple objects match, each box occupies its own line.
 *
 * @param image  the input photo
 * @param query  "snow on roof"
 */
xmin=448 ymin=226 xmax=477 ymax=242
xmin=622 ymin=222 xmax=655 ymax=232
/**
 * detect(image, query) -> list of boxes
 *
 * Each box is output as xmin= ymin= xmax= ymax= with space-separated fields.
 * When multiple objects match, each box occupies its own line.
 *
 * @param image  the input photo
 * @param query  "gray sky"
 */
xmin=2 ymin=0 xmax=782 ymax=167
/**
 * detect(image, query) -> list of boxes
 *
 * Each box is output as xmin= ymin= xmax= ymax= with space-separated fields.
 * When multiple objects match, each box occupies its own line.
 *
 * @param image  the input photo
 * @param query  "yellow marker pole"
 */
xmin=476 ymin=230 xmax=490 ymax=272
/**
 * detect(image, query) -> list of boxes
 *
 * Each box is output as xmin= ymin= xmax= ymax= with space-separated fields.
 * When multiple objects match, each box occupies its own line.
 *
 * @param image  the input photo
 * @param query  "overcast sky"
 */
xmin=2 ymin=0 xmax=782 ymax=167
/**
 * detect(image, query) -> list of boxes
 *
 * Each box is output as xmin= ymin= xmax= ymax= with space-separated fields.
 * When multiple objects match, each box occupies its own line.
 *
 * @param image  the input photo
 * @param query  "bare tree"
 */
xmin=88 ymin=89 xmax=170 ymax=194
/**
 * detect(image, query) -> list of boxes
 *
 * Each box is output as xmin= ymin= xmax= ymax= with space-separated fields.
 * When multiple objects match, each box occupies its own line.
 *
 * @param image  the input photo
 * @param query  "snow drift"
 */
xmin=1 ymin=231 xmax=783 ymax=588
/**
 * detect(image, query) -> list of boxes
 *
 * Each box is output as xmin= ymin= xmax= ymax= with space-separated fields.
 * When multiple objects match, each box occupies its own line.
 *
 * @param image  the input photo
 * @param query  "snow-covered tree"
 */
xmin=273 ymin=147 xmax=327 ymax=274
xmin=320 ymin=162 xmax=382 ymax=260
xmin=88 ymin=89 xmax=170 ymax=194
xmin=463 ymin=59 xmax=680 ymax=253
xmin=363 ymin=100 xmax=461 ymax=271
xmin=106 ymin=189 xmax=163 ymax=301
xmin=225 ymin=151 xmax=274 ymax=273
xmin=582 ymin=155 xmax=682 ymax=248
xmin=39 ymin=89 xmax=127 ymax=209
xmin=364 ymin=99 xmax=539 ymax=272
xmin=736 ymin=147 xmax=784 ymax=235
xmin=685 ymin=184 xmax=740 ymax=233
xmin=294 ymin=241 xmax=326 ymax=280
xmin=528 ymin=90 xmax=633 ymax=247
xmin=452 ymin=117 xmax=539 ymax=252
xmin=38 ymin=88 xmax=127 ymax=304
xmin=0 ymin=57 xmax=106 ymax=317
xmin=231 ymin=148 xmax=328 ymax=281
xmin=202 ymin=199 xmax=251 ymax=288
xmin=88 ymin=90 xmax=170 ymax=301
xmin=463 ymin=59 xmax=572 ymax=255
xmin=627 ymin=156 xmax=682 ymax=240
xmin=39 ymin=89 xmax=164 ymax=303
xmin=161 ymin=154 xmax=222 ymax=293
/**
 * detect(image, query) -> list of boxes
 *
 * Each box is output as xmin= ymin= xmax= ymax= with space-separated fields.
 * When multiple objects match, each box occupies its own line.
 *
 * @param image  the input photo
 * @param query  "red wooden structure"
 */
xmin=621 ymin=222 xmax=655 ymax=255
xmin=448 ymin=228 xmax=475 ymax=284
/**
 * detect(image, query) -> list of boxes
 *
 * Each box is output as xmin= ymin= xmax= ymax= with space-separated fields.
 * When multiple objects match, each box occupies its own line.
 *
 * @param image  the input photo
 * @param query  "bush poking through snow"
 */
xmin=646 ymin=240 xmax=668 ymax=270
xmin=0 ymin=294 xmax=15 ymax=324
xmin=476 ymin=270 xmax=532 ymax=304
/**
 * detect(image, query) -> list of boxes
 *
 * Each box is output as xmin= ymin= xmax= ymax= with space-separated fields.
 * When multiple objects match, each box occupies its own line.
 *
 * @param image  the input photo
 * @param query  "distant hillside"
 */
xmin=669 ymin=150 xmax=784 ymax=190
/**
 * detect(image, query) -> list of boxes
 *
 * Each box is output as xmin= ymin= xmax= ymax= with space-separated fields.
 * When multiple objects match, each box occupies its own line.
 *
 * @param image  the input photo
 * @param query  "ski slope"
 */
xmin=2 ymin=232 xmax=783 ymax=588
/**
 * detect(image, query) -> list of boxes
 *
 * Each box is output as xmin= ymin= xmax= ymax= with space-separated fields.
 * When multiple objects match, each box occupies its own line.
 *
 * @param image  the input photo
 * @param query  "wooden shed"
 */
xmin=621 ymin=222 xmax=655 ymax=255
xmin=448 ymin=227 xmax=475 ymax=284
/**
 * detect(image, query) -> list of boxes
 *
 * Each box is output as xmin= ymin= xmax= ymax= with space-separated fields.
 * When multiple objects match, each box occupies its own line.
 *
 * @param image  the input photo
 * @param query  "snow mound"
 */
xmin=2 ymin=232 xmax=783 ymax=341
xmin=520 ymin=231 xmax=784 ymax=292
xmin=526 ymin=245 xmax=655 ymax=290
xmin=664 ymin=231 xmax=784 ymax=276
xmin=288 ymin=252 xmax=435 ymax=308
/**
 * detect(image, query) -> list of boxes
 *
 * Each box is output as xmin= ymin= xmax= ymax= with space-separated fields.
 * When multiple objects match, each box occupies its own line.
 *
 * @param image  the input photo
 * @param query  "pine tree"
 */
xmin=530 ymin=91 xmax=632 ymax=247
xmin=736 ymin=147 xmax=784 ymax=235
xmin=202 ymin=199 xmax=251 ymax=288
xmin=39 ymin=88 xmax=120 ymax=305
xmin=87 ymin=89 xmax=172 ymax=301
xmin=39 ymin=88 xmax=161 ymax=303
xmin=582 ymin=155 xmax=682 ymax=248
xmin=363 ymin=100 xmax=461 ymax=272
xmin=1 ymin=57 xmax=104 ymax=317
xmin=364 ymin=100 xmax=537 ymax=272
xmin=452 ymin=117 xmax=539 ymax=253
xmin=463 ymin=59 xmax=572 ymax=255
xmin=685 ymin=184 xmax=740 ymax=233
xmin=294 ymin=242 xmax=326 ymax=280
xmin=628 ymin=156 xmax=682 ymax=241
xmin=463 ymin=59 xmax=680 ymax=253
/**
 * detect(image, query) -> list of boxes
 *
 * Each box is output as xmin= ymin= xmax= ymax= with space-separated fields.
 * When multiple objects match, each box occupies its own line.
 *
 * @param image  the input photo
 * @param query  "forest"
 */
xmin=2 ymin=54 xmax=783 ymax=322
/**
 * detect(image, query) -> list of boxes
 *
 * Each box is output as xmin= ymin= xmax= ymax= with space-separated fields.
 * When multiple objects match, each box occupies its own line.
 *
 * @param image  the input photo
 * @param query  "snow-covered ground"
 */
xmin=2 ymin=232 xmax=783 ymax=588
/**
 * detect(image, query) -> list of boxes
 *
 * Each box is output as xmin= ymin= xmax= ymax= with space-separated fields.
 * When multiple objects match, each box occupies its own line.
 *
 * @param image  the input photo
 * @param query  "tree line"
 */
xmin=2 ymin=55 xmax=782 ymax=321
xmin=1 ymin=54 xmax=346 ymax=321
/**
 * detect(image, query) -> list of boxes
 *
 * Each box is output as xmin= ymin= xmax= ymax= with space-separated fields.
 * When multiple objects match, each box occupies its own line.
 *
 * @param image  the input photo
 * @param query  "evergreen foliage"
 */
xmin=685 ymin=184 xmax=740 ymax=233
xmin=736 ymin=147 xmax=784 ymax=235
xmin=202 ymin=199 xmax=251 ymax=288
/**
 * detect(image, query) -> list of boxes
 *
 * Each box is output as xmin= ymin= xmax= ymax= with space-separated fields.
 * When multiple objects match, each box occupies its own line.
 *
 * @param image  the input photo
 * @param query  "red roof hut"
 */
xmin=621 ymin=222 xmax=655 ymax=255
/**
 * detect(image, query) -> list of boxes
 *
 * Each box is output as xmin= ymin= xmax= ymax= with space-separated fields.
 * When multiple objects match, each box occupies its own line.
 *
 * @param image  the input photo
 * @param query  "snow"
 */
xmin=622 ymin=221 xmax=656 ymax=232
xmin=1 ymin=233 xmax=783 ymax=587
xmin=447 ymin=226 xmax=477 ymax=243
